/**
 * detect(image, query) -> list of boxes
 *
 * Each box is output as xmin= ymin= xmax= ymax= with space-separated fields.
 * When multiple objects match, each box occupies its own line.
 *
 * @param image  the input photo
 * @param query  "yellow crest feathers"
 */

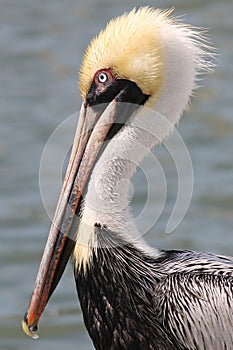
xmin=79 ymin=7 xmax=172 ymax=100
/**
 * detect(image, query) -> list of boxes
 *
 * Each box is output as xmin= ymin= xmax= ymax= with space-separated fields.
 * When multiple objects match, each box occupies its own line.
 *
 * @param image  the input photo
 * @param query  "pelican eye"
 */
xmin=97 ymin=71 xmax=108 ymax=83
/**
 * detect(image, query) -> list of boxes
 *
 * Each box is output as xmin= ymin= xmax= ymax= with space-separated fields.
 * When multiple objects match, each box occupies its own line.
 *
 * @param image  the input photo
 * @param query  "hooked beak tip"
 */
xmin=22 ymin=311 xmax=39 ymax=339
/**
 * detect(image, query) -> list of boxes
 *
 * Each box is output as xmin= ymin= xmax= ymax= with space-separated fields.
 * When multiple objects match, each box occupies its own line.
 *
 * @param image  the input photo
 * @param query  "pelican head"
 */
xmin=22 ymin=7 xmax=211 ymax=339
xmin=79 ymin=7 xmax=166 ymax=102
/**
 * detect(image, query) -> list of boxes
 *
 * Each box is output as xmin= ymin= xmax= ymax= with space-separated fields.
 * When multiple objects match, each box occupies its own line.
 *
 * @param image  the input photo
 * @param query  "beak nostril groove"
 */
xmin=23 ymin=311 xmax=28 ymax=323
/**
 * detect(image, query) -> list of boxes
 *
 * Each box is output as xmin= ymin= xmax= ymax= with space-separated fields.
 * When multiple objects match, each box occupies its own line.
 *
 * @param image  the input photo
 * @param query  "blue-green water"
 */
xmin=0 ymin=1 xmax=233 ymax=349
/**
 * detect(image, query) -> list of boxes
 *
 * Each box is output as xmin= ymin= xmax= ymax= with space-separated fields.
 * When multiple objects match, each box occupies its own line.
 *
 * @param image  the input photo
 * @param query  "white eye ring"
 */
xmin=98 ymin=72 xmax=108 ymax=83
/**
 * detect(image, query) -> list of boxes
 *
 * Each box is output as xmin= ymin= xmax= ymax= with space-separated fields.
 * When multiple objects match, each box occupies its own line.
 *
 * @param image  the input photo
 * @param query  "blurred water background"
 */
xmin=0 ymin=0 xmax=232 ymax=349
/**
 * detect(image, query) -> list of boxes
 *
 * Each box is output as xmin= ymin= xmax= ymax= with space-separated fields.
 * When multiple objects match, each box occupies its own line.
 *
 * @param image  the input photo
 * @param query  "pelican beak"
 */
xmin=22 ymin=75 xmax=149 ymax=339
xmin=22 ymin=99 xmax=121 ymax=339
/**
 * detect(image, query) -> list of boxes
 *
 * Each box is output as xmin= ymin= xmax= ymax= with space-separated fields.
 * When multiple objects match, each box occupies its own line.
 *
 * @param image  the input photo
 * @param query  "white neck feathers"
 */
xmin=74 ymin=15 xmax=212 ymax=263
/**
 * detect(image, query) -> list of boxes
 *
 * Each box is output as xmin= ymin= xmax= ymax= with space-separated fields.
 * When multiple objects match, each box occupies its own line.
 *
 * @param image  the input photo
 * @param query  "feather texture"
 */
xmin=75 ymin=226 xmax=233 ymax=349
xmin=72 ymin=7 xmax=232 ymax=350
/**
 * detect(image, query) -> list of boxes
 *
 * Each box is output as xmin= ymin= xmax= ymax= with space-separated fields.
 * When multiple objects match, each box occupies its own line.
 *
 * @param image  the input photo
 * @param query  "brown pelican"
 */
xmin=22 ymin=7 xmax=233 ymax=349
